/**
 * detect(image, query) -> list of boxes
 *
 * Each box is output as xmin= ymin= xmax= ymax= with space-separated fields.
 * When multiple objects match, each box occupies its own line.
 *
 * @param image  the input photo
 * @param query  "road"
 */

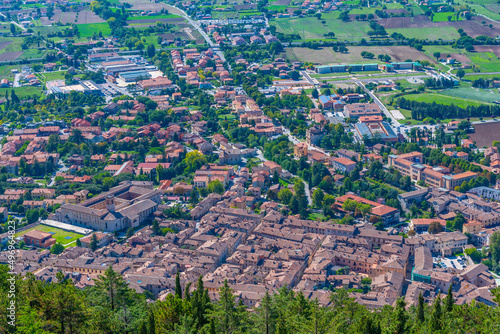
xmin=255 ymin=148 xmax=313 ymax=207
xmin=13 ymin=73 xmax=20 ymax=87
xmin=301 ymin=70 xmax=316 ymax=85
xmin=48 ymin=160 xmax=69 ymax=186
xmin=355 ymin=81 xmax=399 ymax=127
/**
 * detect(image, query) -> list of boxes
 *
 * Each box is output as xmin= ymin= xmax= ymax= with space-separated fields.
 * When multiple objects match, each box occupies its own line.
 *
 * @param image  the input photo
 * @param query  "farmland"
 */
xmin=470 ymin=122 xmax=500 ymax=147
xmin=386 ymin=27 xmax=459 ymax=40
xmin=273 ymin=12 xmax=371 ymax=41
xmin=284 ymin=46 xmax=437 ymax=65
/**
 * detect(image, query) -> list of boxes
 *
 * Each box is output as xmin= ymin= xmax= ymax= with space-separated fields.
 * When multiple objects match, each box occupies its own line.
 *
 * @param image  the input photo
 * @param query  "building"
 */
xmin=23 ymin=230 xmax=57 ymax=248
xmin=335 ymin=194 xmax=400 ymax=224
xmin=443 ymin=172 xmax=478 ymax=191
xmin=344 ymin=103 xmax=381 ymax=119
xmin=138 ymin=76 xmax=173 ymax=91
xmin=79 ymin=232 xmax=113 ymax=249
xmin=354 ymin=122 xmax=398 ymax=143
xmin=306 ymin=126 xmax=325 ymax=145
xmin=410 ymin=218 xmax=447 ymax=233
xmin=331 ymin=157 xmax=357 ymax=174
xmin=54 ymin=181 xmax=161 ymax=232
xmin=294 ymin=142 xmax=308 ymax=157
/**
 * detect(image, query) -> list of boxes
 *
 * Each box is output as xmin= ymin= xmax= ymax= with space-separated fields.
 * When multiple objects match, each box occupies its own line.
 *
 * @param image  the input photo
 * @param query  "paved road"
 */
xmin=48 ymin=160 xmax=69 ymax=186
xmin=301 ymin=70 xmax=316 ymax=85
xmin=355 ymin=81 xmax=399 ymax=127
xmin=165 ymin=4 xmax=230 ymax=70
xmin=13 ymin=73 xmax=20 ymax=87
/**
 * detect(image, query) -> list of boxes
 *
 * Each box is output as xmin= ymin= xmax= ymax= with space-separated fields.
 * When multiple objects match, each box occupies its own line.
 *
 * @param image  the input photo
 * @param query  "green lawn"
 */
xmin=218 ymin=114 xmax=236 ymax=120
xmin=423 ymin=46 xmax=500 ymax=72
xmin=0 ymin=86 xmax=44 ymax=99
xmin=0 ymin=65 xmax=22 ymax=80
xmin=268 ymin=5 xmax=288 ymax=11
xmin=77 ymin=22 xmax=111 ymax=37
xmin=308 ymin=213 xmax=326 ymax=221
xmin=128 ymin=14 xmax=181 ymax=20
xmin=440 ymin=87 xmax=500 ymax=104
xmin=401 ymin=92 xmax=491 ymax=108
xmin=432 ymin=12 xmax=462 ymax=22
xmin=16 ymin=224 xmax=84 ymax=247
xmin=273 ymin=12 xmax=371 ymax=41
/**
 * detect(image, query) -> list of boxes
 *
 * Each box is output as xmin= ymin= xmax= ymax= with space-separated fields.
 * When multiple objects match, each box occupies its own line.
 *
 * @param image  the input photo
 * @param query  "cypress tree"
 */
xmin=445 ymin=286 xmax=454 ymax=312
xmin=430 ymin=295 xmax=442 ymax=331
xmin=175 ymin=271 xmax=182 ymax=299
xmin=417 ymin=293 xmax=425 ymax=322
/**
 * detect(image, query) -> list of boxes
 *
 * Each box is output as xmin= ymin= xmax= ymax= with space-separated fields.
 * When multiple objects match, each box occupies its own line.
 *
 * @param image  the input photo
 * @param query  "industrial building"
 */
xmin=119 ymin=70 xmax=152 ymax=82
xmin=315 ymin=63 xmax=378 ymax=74
xmin=47 ymin=80 xmax=102 ymax=95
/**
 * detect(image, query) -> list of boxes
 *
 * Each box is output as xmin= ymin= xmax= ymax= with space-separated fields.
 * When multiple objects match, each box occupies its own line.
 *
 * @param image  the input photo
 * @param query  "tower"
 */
xmin=105 ymin=195 xmax=115 ymax=212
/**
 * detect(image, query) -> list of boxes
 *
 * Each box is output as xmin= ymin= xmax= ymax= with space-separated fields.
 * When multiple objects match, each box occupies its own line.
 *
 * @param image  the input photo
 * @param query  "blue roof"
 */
xmin=319 ymin=95 xmax=331 ymax=103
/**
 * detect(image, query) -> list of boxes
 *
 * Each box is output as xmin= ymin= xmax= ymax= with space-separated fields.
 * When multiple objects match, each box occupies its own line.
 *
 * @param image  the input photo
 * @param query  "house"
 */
xmin=23 ymin=230 xmax=57 ymax=248
xmin=331 ymin=157 xmax=357 ymax=174
xmin=79 ymin=232 xmax=113 ymax=249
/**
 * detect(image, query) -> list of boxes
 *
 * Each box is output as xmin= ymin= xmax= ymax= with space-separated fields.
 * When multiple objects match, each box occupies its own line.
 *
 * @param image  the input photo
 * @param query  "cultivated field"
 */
xmin=386 ymin=27 xmax=459 ymax=40
xmin=273 ymin=12 xmax=371 ymax=41
xmin=440 ymin=87 xmax=500 ymax=104
xmin=470 ymin=122 xmax=500 ymax=147
xmin=15 ymin=224 xmax=84 ymax=246
xmin=0 ymin=52 xmax=23 ymax=61
xmin=285 ymin=46 xmax=437 ymax=65
xmin=40 ymin=9 xmax=104 ymax=25
xmin=379 ymin=15 xmax=500 ymax=38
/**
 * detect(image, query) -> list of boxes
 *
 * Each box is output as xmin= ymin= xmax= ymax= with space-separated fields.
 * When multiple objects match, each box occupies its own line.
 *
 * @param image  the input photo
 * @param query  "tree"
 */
xmin=456 ymin=69 xmax=465 ymax=79
xmin=175 ymin=271 xmax=182 ymax=299
xmin=207 ymin=180 xmax=224 ymax=194
xmin=312 ymin=188 xmax=324 ymax=208
xmin=126 ymin=227 xmax=134 ymax=239
xmin=311 ymin=89 xmax=319 ymax=99
xmin=430 ymin=295 xmax=442 ymax=331
xmin=51 ymin=243 xmax=64 ymax=255
xmin=278 ymin=188 xmax=293 ymax=205
xmin=433 ymin=52 xmax=441 ymax=59
xmin=76 ymin=238 xmax=82 ymax=247
xmin=94 ymin=266 xmax=129 ymax=311
xmin=428 ymin=221 xmax=443 ymax=234
xmin=445 ymin=286 xmax=454 ymax=312
xmin=10 ymin=89 xmax=19 ymax=104
xmin=89 ymin=233 xmax=99 ymax=251
xmin=190 ymin=187 xmax=199 ymax=206
xmin=417 ymin=293 xmax=425 ymax=322
xmin=10 ymin=23 xmax=16 ymax=36
xmin=389 ymin=298 xmax=408 ymax=334
xmin=147 ymin=44 xmax=156 ymax=58
xmin=290 ymin=71 xmax=300 ymax=80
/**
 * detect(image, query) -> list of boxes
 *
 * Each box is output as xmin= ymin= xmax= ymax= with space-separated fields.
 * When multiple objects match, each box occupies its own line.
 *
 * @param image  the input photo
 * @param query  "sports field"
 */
xmin=401 ymin=92 xmax=489 ymax=108
xmin=15 ymin=224 xmax=84 ymax=246
xmin=440 ymin=87 xmax=500 ymax=104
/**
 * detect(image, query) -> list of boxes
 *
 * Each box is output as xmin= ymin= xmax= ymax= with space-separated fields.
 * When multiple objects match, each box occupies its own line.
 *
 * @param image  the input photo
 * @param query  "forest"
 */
xmin=1 ymin=265 xmax=499 ymax=334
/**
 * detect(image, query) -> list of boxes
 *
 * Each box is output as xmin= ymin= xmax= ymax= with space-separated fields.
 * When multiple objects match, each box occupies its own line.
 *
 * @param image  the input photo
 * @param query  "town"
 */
xmin=1 ymin=0 xmax=500 ymax=332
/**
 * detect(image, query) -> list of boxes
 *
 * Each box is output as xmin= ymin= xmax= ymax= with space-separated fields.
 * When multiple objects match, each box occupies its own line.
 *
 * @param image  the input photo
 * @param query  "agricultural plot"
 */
xmin=0 ymin=86 xmax=43 ymax=98
xmin=386 ymin=26 xmax=459 ymax=40
xmin=40 ymin=9 xmax=104 ymax=25
xmin=77 ymin=23 xmax=112 ymax=37
xmin=285 ymin=46 xmax=437 ymax=65
xmin=432 ymin=12 xmax=462 ymax=22
xmin=470 ymin=122 xmax=500 ymax=147
xmin=273 ymin=12 xmax=371 ymax=41
xmin=379 ymin=15 xmax=499 ymax=38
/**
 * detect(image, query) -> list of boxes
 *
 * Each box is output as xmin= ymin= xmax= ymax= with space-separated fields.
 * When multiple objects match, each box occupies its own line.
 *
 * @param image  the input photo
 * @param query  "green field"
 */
xmin=401 ymin=92 xmax=490 ymax=108
xmin=0 ymin=65 xmax=21 ymax=80
xmin=77 ymin=22 xmax=111 ymax=37
xmin=432 ymin=12 xmax=462 ymax=22
xmin=0 ymin=86 xmax=44 ymax=99
xmin=440 ymin=87 xmax=500 ymax=103
xmin=273 ymin=12 xmax=371 ymax=41
xmin=387 ymin=27 xmax=459 ymax=40
xmin=37 ymin=71 xmax=67 ymax=84
xmin=16 ymin=224 xmax=84 ymax=247
xmin=128 ymin=14 xmax=181 ymax=20
xmin=423 ymin=45 xmax=500 ymax=72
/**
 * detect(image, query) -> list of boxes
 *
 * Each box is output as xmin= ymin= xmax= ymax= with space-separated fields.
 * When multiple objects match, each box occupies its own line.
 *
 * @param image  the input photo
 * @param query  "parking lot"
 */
xmin=435 ymin=256 xmax=468 ymax=270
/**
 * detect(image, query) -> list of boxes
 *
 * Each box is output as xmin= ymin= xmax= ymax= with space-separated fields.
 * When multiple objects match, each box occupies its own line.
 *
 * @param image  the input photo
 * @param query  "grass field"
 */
xmin=386 ymin=27 xmax=459 ymax=40
xmin=423 ymin=45 xmax=500 ymax=72
xmin=273 ymin=12 xmax=371 ymax=41
xmin=0 ymin=86 xmax=44 ymax=99
xmin=77 ymin=22 xmax=112 ymax=37
xmin=0 ymin=65 xmax=21 ymax=80
xmin=432 ymin=12 xmax=462 ymax=22
xmin=440 ymin=87 xmax=500 ymax=103
xmin=128 ymin=14 xmax=181 ymax=20
xmin=401 ymin=92 xmax=490 ymax=108
xmin=15 ymin=224 xmax=84 ymax=247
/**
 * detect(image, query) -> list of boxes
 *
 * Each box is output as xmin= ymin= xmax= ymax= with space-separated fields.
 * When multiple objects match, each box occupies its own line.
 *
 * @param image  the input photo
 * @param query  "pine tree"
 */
xmin=175 ymin=271 xmax=182 ymax=299
xmin=89 ymin=233 xmax=98 ymax=251
xmin=390 ymin=298 xmax=408 ymax=334
xmin=417 ymin=293 xmax=425 ymax=322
